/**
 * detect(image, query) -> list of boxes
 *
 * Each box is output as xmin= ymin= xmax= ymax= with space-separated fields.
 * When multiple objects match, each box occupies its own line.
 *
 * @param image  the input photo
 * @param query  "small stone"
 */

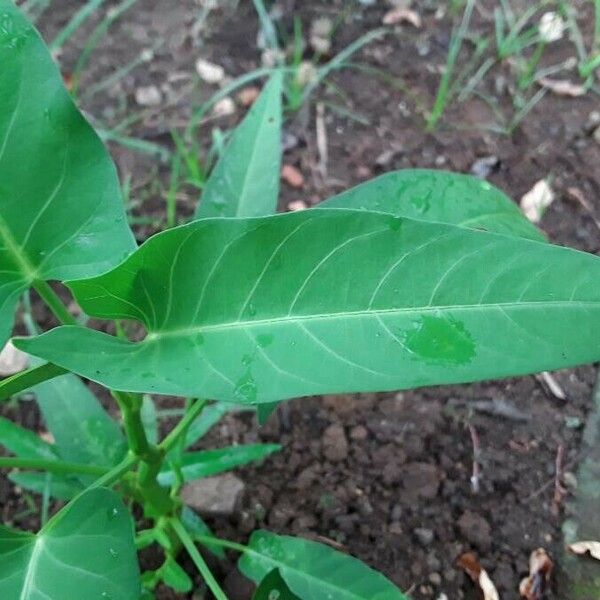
xmin=181 ymin=473 xmax=245 ymax=516
xmin=0 ymin=341 xmax=28 ymax=376
xmin=287 ymin=200 xmax=308 ymax=212
xmin=195 ymin=58 xmax=225 ymax=84
xmin=261 ymin=48 xmax=285 ymax=68
xmin=457 ymin=510 xmax=492 ymax=551
xmin=310 ymin=17 xmax=333 ymax=54
xmin=350 ymin=425 xmax=368 ymax=441
xmin=237 ymin=86 xmax=260 ymax=107
xmin=428 ymin=572 xmax=442 ymax=586
xmin=414 ymin=527 xmax=435 ymax=546
xmin=135 ymin=85 xmax=161 ymax=107
xmin=470 ymin=155 xmax=499 ymax=179
xmin=296 ymin=61 xmax=317 ymax=87
xmin=281 ymin=164 xmax=305 ymax=188
xmin=212 ymin=97 xmax=236 ymax=118
xmin=322 ymin=424 xmax=349 ymax=462
xmin=401 ymin=462 xmax=442 ymax=500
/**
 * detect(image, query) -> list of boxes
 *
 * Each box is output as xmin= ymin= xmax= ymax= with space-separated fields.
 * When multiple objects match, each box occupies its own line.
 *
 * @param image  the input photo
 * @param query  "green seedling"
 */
xmin=4 ymin=3 xmax=600 ymax=599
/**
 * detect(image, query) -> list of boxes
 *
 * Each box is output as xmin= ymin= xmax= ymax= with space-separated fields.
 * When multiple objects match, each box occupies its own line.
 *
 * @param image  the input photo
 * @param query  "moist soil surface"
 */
xmin=4 ymin=1 xmax=600 ymax=598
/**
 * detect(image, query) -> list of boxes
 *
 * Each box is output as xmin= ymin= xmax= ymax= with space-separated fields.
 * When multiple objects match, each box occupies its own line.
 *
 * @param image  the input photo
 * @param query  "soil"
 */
xmin=4 ymin=1 xmax=600 ymax=599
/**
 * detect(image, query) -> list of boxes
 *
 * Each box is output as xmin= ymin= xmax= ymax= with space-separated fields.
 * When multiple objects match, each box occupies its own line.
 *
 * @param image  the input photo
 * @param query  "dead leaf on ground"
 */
xmin=519 ymin=548 xmax=553 ymax=600
xmin=0 ymin=340 xmax=29 ymax=377
xmin=281 ymin=164 xmax=305 ymax=189
xmin=457 ymin=552 xmax=500 ymax=600
xmin=538 ymin=77 xmax=586 ymax=97
xmin=568 ymin=541 xmax=600 ymax=561
xmin=520 ymin=179 xmax=554 ymax=223
xmin=383 ymin=7 xmax=422 ymax=27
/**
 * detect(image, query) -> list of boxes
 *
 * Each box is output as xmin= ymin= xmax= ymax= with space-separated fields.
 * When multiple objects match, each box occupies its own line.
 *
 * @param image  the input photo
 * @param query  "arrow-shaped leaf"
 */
xmin=322 ymin=169 xmax=544 ymax=241
xmin=195 ymin=71 xmax=283 ymax=219
xmin=15 ymin=209 xmax=600 ymax=402
xmin=0 ymin=1 xmax=135 ymax=343
xmin=0 ymin=487 xmax=140 ymax=599
xmin=239 ymin=530 xmax=407 ymax=600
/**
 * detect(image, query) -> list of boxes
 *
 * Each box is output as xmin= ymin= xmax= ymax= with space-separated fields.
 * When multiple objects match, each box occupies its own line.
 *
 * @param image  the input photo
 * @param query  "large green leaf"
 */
xmin=239 ymin=530 xmax=407 ymax=600
xmin=322 ymin=169 xmax=544 ymax=241
xmin=32 ymin=372 xmax=126 ymax=469
xmin=253 ymin=568 xmax=301 ymax=600
xmin=0 ymin=487 xmax=140 ymax=599
xmin=159 ymin=443 xmax=281 ymax=485
xmin=15 ymin=209 xmax=600 ymax=402
xmin=9 ymin=471 xmax=84 ymax=501
xmin=0 ymin=1 xmax=135 ymax=343
xmin=195 ymin=71 xmax=283 ymax=219
xmin=0 ymin=416 xmax=58 ymax=460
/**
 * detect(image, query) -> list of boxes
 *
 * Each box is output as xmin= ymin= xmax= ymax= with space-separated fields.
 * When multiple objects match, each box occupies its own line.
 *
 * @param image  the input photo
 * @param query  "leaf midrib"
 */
xmin=0 ymin=213 xmax=38 ymax=282
xmin=145 ymin=299 xmax=598 ymax=340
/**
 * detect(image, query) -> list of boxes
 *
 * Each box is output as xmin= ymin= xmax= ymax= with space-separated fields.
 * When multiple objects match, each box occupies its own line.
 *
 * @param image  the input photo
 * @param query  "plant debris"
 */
xmin=457 ymin=552 xmax=499 ymax=600
xmin=519 ymin=548 xmax=553 ymax=599
xmin=568 ymin=541 xmax=600 ymax=561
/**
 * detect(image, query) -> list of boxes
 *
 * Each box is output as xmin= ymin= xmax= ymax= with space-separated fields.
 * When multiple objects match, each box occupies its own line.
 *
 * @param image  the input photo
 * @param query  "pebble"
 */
xmin=195 ymin=58 xmax=225 ymax=84
xmin=181 ymin=473 xmax=245 ymax=516
xmin=281 ymin=164 xmax=305 ymax=189
xmin=457 ymin=510 xmax=492 ymax=551
xmin=237 ymin=86 xmax=260 ymax=107
xmin=322 ymin=424 xmax=349 ymax=462
xmin=350 ymin=425 xmax=368 ymax=441
xmin=212 ymin=97 xmax=236 ymax=118
xmin=135 ymin=85 xmax=161 ymax=107
xmin=287 ymin=200 xmax=308 ymax=211
xmin=414 ymin=527 xmax=435 ymax=546
xmin=470 ymin=155 xmax=499 ymax=179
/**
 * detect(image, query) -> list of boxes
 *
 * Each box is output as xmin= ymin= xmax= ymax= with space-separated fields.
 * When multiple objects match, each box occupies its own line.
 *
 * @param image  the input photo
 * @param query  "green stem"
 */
xmin=193 ymin=534 xmax=248 ymax=554
xmin=0 ymin=456 xmax=107 ymax=476
xmin=89 ymin=453 xmax=138 ymax=489
xmin=170 ymin=518 xmax=229 ymax=600
xmin=0 ymin=362 xmax=68 ymax=401
xmin=32 ymin=280 xmax=77 ymax=326
xmin=159 ymin=399 xmax=207 ymax=453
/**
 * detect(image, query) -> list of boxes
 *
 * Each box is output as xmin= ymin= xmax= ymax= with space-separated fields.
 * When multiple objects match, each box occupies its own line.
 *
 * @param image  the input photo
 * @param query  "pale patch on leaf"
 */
xmin=538 ymin=78 xmax=586 ymax=97
xmin=568 ymin=540 xmax=600 ymax=561
xmin=519 ymin=548 xmax=553 ymax=599
xmin=0 ymin=341 xmax=29 ymax=376
xmin=457 ymin=552 xmax=499 ymax=600
xmin=520 ymin=179 xmax=554 ymax=223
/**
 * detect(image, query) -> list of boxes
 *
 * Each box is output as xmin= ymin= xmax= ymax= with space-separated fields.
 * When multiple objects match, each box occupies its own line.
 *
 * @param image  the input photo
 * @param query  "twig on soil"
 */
xmin=468 ymin=422 xmax=482 ymax=494
xmin=551 ymin=442 xmax=567 ymax=515
xmin=535 ymin=371 xmax=567 ymax=401
xmin=315 ymin=101 xmax=328 ymax=183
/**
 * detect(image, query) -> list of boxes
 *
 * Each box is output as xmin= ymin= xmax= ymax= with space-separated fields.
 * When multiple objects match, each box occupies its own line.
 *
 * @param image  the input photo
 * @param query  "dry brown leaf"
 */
xmin=281 ymin=164 xmax=305 ymax=189
xmin=520 ymin=179 xmax=554 ymax=223
xmin=568 ymin=540 xmax=600 ymax=561
xmin=538 ymin=77 xmax=585 ymax=97
xmin=519 ymin=548 xmax=553 ymax=600
xmin=383 ymin=7 xmax=422 ymax=28
xmin=457 ymin=552 xmax=499 ymax=600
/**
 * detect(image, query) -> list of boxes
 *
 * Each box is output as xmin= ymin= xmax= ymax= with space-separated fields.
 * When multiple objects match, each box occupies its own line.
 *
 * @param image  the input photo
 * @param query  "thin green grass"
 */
xmin=49 ymin=0 xmax=107 ymax=52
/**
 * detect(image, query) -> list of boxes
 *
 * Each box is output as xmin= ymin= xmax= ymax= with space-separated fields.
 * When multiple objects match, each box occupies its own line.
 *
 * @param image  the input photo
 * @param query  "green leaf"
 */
xmin=239 ymin=530 xmax=407 ymax=600
xmin=257 ymin=402 xmax=279 ymax=425
xmin=181 ymin=401 xmax=230 ymax=450
xmin=16 ymin=209 xmax=600 ymax=402
xmin=159 ymin=443 xmax=281 ymax=485
xmin=195 ymin=71 xmax=283 ymax=219
xmin=160 ymin=557 xmax=192 ymax=593
xmin=253 ymin=568 xmax=301 ymax=600
xmin=322 ymin=169 xmax=545 ymax=241
xmin=0 ymin=487 xmax=140 ymax=599
xmin=0 ymin=1 xmax=135 ymax=343
xmin=180 ymin=506 xmax=225 ymax=558
xmin=0 ymin=416 xmax=58 ymax=460
xmin=32 ymin=372 xmax=126 ymax=469
xmin=9 ymin=471 xmax=84 ymax=501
